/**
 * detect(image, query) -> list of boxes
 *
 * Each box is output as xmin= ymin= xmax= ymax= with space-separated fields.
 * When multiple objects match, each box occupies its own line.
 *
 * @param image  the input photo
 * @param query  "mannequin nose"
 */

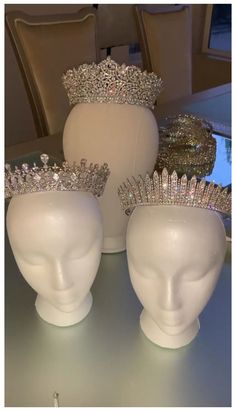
xmin=52 ymin=261 xmax=73 ymax=290
xmin=159 ymin=278 xmax=182 ymax=311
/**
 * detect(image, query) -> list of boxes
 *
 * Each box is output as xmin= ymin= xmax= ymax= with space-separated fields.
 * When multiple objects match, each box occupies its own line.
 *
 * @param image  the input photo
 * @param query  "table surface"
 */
xmin=5 ymin=233 xmax=231 ymax=407
xmin=5 ymin=85 xmax=232 ymax=406
xmin=155 ymin=83 xmax=231 ymax=137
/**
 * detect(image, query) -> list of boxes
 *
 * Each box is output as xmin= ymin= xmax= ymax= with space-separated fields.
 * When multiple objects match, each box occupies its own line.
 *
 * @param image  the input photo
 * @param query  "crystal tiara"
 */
xmin=118 ymin=168 xmax=231 ymax=216
xmin=5 ymin=154 xmax=110 ymax=199
xmin=62 ymin=57 xmax=163 ymax=110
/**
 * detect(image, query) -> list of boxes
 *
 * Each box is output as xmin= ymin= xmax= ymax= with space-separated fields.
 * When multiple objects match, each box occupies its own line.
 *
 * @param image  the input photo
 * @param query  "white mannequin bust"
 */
xmin=6 ymin=191 xmax=103 ymax=327
xmin=126 ymin=205 xmax=226 ymax=348
xmin=63 ymin=102 xmax=159 ymax=253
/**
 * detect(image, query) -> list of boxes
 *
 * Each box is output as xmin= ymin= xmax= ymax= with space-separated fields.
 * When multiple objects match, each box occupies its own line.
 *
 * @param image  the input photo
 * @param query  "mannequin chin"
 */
xmin=127 ymin=205 xmax=226 ymax=348
xmin=35 ymin=293 xmax=93 ymax=327
xmin=7 ymin=191 xmax=103 ymax=327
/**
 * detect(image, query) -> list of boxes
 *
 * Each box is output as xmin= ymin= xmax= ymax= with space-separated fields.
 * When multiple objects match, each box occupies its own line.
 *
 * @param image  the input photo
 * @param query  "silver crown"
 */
xmin=62 ymin=57 xmax=163 ymax=110
xmin=5 ymin=154 xmax=110 ymax=199
xmin=118 ymin=168 xmax=231 ymax=216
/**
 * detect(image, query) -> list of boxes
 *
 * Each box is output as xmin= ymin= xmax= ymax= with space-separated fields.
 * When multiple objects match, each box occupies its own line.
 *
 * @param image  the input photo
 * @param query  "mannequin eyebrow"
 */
xmin=66 ymin=242 xmax=96 ymax=258
xmin=20 ymin=253 xmax=46 ymax=263
xmin=181 ymin=261 xmax=218 ymax=276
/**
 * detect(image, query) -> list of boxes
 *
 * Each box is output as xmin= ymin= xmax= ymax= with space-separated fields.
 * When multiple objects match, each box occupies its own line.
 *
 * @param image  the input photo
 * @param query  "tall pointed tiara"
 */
xmin=62 ymin=57 xmax=163 ymax=110
xmin=118 ymin=168 xmax=231 ymax=216
xmin=5 ymin=154 xmax=110 ymax=199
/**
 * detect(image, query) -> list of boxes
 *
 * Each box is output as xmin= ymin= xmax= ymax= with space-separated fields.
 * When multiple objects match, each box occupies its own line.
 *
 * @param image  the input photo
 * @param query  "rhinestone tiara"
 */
xmin=5 ymin=154 xmax=110 ymax=199
xmin=62 ymin=56 xmax=163 ymax=110
xmin=118 ymin=168 xmax=231 ymax=216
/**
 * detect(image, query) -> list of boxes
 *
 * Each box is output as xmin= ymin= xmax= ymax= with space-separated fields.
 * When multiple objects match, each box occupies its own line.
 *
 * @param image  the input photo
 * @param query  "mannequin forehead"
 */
xmin=133 ymin=230 xmax=219 ymax=268
xmin=128 ymin=206 xmax=225 ymax=268
xmin=8 ymin=193 xmax=100 ymax=256
xmin=11 ymin=213 xmax=97 ymax=257
xmin=130 ymin=205 xmax=225 ymax=238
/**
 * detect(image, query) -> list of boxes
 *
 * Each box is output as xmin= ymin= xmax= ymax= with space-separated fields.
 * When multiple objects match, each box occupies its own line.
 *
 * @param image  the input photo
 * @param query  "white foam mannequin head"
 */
xmin=63 ymin=102 xmax=159 ymax=253
xmin=127 ymin=205 xmax=226 ymax=348
xmin=7 ymin=191 xmax=103 ymax=326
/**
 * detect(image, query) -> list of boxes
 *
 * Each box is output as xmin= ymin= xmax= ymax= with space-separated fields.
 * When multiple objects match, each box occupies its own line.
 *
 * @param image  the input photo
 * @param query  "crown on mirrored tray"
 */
xmin=5 ymin=154 xmax=110 ymax=199
xmin=62 ymin=57 xmax=163 ymax=109
xmin=155 ymin=114 xmax=216 ymax=177
xmin=118 ymin=168 xmax=231 ymax=216
xmin=159 ymin=113 xmax=213 ymax=146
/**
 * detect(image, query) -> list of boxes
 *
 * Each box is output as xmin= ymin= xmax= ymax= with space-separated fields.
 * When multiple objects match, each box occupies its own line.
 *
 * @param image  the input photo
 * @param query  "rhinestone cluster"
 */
xmin=5 ymin=154 xmax=110 ymax=199
xmin=118 ymin=168 xmax=231 ymax=216
xmin=156 ymin=114 xmax=216 ymax=177
xmin=62 ymin=57 xmax=163 ymax=110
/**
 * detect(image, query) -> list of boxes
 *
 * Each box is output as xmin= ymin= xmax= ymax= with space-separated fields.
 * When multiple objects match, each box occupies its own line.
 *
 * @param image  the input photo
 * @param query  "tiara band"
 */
xmin=62 ymin=57 xmax=163 ymax=110
xmin=118 ymin=168 xmax=231 ymax=216
xmin=5 ymin=154 xmax=110 ymax=199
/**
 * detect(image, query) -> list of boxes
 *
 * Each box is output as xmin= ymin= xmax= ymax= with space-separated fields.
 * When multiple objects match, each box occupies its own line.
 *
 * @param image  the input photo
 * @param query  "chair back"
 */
xmin=6 ymin=8 xmax=99 ymax=137
xmin=135 ymin=6 xmax=192 ymax=103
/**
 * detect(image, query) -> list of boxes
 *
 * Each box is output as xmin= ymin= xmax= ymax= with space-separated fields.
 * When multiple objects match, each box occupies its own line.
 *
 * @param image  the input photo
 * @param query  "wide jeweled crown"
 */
xmin=5 ymin=154 xmax=110 ymax=199
xmin=118 ymin=168 xmax=231 ymax=216
xmin=62 ymin=57 xmax=163 ymax=109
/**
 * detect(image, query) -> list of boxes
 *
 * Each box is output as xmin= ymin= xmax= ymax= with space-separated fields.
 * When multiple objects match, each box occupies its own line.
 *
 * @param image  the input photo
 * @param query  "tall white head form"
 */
xmin=62 ymin=57 xmax=163 ymax=253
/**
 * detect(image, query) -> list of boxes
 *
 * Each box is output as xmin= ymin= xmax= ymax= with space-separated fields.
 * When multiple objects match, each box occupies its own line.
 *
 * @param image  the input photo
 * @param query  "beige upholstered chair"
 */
xmin=6 ymin=8 xmax=99 ymax=137
xmin=135 ymin=5 xmax=192 ymax=104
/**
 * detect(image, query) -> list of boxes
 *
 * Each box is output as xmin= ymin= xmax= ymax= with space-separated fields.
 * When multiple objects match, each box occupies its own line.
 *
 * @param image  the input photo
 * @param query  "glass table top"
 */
xmin=183 ymin=93 xmax=231 ymax=125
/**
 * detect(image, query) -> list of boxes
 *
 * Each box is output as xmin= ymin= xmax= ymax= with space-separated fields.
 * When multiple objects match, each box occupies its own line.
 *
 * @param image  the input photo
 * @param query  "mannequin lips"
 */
xmin=160 ymin=320 xmax=182 ymax=328
xmin=158 ymin=312 xmax=183 ymax=328
xmin=55 ymin=300 xmax=81 ymax=313
xmin=56 ymin=298 xmax=77 ymax=306
xmin=54 ymin=289 xmax=78 ymax=305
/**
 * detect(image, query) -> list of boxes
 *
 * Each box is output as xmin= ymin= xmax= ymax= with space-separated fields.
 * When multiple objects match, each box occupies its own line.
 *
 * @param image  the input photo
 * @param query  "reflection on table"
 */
xmin=206 ymin=134 xmax=231 ymax=187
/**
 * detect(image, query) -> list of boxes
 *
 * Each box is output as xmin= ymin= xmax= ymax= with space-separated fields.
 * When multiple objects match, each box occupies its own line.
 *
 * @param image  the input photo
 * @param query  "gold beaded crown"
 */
xmin=5 ymin=154 xmax=110 ymax=199
xmin=160 ymin=114 xmax=213 ymax=145
xmin=62 ymin=57 xmax=163 ymax=109
xmin=156 ymin=114 xmax=216 ymax=177
xmin=118 ymin=168 xmax=231 ymax=216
